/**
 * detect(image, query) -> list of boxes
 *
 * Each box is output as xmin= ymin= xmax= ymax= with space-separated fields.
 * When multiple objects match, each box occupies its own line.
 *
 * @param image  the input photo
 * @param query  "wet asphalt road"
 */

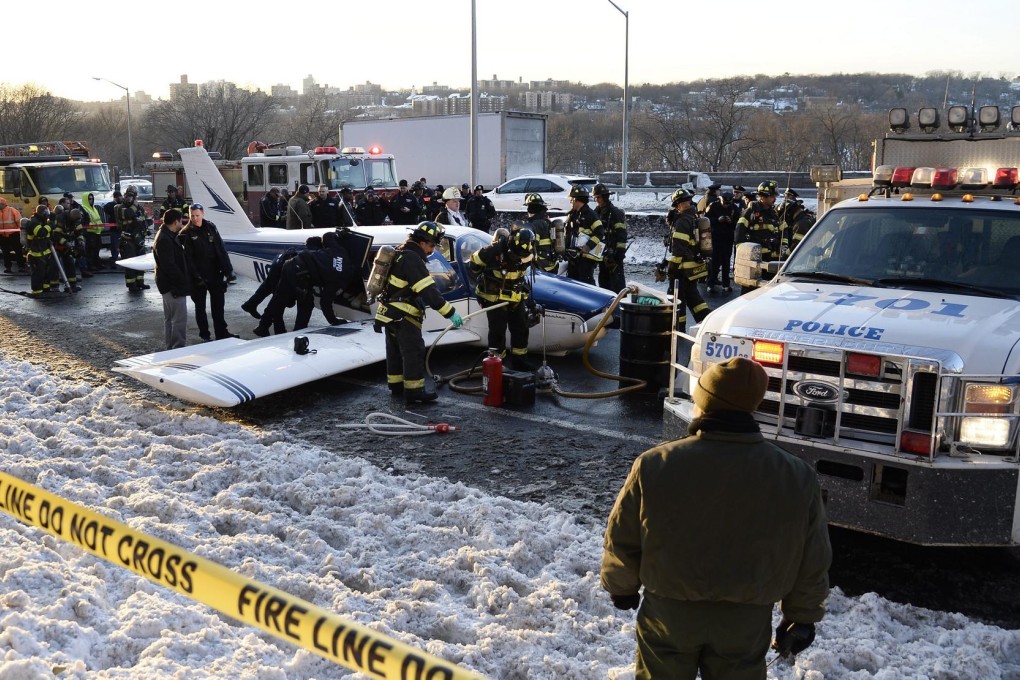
xmin=2 ymin=262 xmax=1020 ymax=629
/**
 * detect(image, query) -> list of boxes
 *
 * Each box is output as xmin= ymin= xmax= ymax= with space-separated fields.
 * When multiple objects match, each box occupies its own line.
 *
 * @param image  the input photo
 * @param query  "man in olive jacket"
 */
xmin=601 ymin=357 xmax=831 ymax=679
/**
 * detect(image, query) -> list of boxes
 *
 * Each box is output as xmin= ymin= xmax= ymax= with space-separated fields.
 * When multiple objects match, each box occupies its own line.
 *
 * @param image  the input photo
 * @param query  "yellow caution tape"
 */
xmin=0 ymin=471 xmax=487 ymax=680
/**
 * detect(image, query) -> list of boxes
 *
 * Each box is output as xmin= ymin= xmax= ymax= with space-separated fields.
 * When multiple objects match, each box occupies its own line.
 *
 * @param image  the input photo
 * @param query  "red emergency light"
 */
xmin=314 ymin=146 xmax=337 ymax=155
xmin=369 ymin=145 xmax=382 ymax=155
xmin=194 ymin=139 xmax=204 ymax=147
xmin=931 ymin=168 xmax=958 ymax=189
xmin=994 ymin=167 xmax=1019 ymax=189
xmin=890 ymin=167 xmax=915 ymax=188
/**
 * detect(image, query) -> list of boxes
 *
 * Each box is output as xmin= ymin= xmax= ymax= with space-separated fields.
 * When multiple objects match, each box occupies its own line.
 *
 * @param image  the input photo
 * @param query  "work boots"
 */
xmin=405 ymin=388 xmax=438 ymax=404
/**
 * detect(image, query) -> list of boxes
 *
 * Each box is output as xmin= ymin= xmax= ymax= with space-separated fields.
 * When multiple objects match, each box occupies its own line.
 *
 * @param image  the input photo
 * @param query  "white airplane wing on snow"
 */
xmin=113 ymin=321 xmax=479 ymax=407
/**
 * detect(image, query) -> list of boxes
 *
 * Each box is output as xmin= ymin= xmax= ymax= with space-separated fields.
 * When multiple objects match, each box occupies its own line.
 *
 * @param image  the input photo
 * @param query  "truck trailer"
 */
xmin=340 ymin=111 xmax=547 ymax=190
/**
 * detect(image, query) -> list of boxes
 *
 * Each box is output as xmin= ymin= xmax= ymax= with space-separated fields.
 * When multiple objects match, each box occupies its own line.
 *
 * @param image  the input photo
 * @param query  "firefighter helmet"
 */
xmin=757 ymin=180 xmax=779 ymax=196
xmin=568 ymin=185 xmax=590 ymax=201
xmin=508 ymin=228 xmax=535 ymax=258
xmin=411 ymin=220 xmax=445 ymax=245
xmin=592 ymin=183 xmax=613 ymax=197
xmin=670 ymin=188 xmax=695 ymax=205
xmin=442 ymin=186 xmax=460 ymax=201
xmin=124 ymin=185 xmax=138 ymax=197
xmin=524 ymin=193 xmax=547 ymax=209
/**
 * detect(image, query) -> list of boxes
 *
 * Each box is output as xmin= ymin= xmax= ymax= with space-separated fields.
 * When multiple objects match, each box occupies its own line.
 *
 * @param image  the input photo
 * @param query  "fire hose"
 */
xmin=334 ymin=412 xmax=457 ymax=436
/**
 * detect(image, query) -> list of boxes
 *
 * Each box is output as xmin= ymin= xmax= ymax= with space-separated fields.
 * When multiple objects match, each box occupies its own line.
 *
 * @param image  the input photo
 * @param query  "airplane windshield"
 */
xmin=427 ymin=242 xmax=458 ymax=295
xmin=456 ymin=230 xmax=491 ymax=290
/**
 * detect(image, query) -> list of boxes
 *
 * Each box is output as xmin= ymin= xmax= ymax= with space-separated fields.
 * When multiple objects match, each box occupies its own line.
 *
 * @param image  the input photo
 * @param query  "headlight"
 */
xmin=959 ymin=417 xmax=1011 ymax=447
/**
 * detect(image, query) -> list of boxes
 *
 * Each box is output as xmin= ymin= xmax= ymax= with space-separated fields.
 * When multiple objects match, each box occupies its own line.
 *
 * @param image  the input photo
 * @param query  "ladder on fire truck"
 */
xmin=0 ymin=140 xmax=90 ymax=158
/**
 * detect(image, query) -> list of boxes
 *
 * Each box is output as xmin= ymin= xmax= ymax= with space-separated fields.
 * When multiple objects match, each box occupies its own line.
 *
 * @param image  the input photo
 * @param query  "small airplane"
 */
xmin=113 ymin=145 xmax=619 ymax=407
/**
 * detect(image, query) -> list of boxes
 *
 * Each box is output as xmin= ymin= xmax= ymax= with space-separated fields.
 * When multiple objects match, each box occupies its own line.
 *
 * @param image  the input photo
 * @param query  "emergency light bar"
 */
xmin=876 ymin=165 xmax=1020 ymax=192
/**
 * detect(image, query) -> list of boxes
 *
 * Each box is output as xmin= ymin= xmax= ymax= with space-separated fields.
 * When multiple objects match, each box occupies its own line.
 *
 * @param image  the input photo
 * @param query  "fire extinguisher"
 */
xmin=482 ymin=349 xmax=503 ymax=407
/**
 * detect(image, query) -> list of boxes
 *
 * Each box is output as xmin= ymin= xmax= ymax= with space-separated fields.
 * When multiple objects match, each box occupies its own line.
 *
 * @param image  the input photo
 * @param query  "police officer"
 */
xmin=592 ymin=183 xmax=627 ymax=292
xmin=464 ymin=184 xmax=496 ymax=233
xmin=470 ymin=229 xmax=536 ymax=371
xmin=665 ymin=188 xmax=711 ymax=331
xmin=115 ymin=186 xmax=150 ymax=291
xmin=310 ymin=184 xmax=340 ymax=228
xmin=25 ymin=205 xmax=57 ymax=297
xmin=696 ymin=183 xmax=722 ymax=214
xmin=563 ymin=186 xmax=604 ymax=285
xmin=389 ymin=179 xmax=422 ymax=226
xmin=355 ymin=187 xmax=389 ymax=226
xmin=180 ymin=204 xmax=236 ymax=341
xmin=735 ymin=180 xmax=783 ymax=294
xmin=523 ymin=193 xmax=558 ymax=273
xmin=375 ymin=221 xmax=463 ymax=403
xmin=253 ymin=232 xmax=356 ymax=336
xmin=704 ymin=190 xmax=740 ymax=294
xmin=338 ymin=187 xmax=357 ymax=227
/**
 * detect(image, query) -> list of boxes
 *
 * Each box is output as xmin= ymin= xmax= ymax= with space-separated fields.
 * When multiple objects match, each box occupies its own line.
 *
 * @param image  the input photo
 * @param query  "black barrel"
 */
xmin=618 ymin=300 xmax=673 ymax=391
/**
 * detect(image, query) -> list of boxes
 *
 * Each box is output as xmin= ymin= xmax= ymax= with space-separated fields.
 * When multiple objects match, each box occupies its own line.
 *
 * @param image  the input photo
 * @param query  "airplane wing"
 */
xmin=117 ymin=252 xmax=155 ymax=271
xmin=113 ymin=321 xmax=481 ymax=407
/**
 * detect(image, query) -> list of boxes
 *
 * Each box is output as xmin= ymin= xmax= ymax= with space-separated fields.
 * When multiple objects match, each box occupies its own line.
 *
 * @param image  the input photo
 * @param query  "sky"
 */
xmin=2 ymin=355 xmax=1020 ymax=678
xmin=16 ymin=0 xmax=1019 ymax=103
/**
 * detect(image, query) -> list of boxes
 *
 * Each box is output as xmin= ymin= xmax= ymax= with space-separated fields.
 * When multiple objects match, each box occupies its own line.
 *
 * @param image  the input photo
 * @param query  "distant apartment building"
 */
xmin=353 ymin=82 xmax=383 ymax=96
xmin=272 ymin=84 xmax=298 ymax=98
xmin=409 ymin=93 xmax=508 ymax=116
xmin=524 ymin=91 xmax=573 ymax=112
xmin=169 ymin=75 xmax=198 ymax=100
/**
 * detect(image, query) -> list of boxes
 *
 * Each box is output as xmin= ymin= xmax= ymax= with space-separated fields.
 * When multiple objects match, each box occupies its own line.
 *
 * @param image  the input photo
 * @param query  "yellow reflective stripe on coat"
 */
xmin=410 ymin=276 xmax=435 ymax=293
xmin=0 ymin=471 xmax=487 ymax=680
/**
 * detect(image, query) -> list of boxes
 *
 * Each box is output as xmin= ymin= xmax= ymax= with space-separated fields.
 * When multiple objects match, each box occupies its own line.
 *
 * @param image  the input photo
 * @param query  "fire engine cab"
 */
xmin=665 ymin=103 xmax=1020 ymax=546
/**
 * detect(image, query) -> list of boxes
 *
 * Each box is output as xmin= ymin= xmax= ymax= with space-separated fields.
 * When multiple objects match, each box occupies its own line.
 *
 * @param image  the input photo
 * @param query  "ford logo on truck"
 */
xmin=793 ymin=381 xmax=843 ymax=403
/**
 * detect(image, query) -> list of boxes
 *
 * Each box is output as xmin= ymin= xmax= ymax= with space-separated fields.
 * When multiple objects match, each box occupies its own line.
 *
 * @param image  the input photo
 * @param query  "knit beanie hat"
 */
xmin=693 ymin=357 xmax=768 ymax=413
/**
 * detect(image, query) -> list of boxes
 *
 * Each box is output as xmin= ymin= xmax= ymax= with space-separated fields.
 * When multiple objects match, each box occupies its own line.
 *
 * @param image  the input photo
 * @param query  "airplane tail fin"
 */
xmin=178 ymin=145 xmax=257 ymax=236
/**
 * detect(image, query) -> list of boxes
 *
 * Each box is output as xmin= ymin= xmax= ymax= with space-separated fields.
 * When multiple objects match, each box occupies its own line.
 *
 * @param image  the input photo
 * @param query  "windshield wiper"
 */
xmin=783 ymin=271 xmax=874 ymax=286
xmin=874 ymin=277 xmax=1016 ymax=299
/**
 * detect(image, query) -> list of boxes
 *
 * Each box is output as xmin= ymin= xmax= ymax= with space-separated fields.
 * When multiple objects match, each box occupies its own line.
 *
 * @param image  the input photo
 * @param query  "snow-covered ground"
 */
xmin=1 ymin=356 xmax=1019 ymax=679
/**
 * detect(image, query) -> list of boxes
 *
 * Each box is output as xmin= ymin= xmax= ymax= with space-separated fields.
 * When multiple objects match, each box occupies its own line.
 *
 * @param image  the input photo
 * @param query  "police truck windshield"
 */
xmin=25 ymin=164 xmax=112 ymax=195
xmin=783 ymin=207 xmax=1020 ymax=296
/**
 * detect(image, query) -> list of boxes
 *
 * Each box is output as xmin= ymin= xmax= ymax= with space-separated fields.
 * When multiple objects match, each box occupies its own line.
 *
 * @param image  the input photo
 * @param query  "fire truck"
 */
xmin=147 ymin=142 xmax=400 ymax=223
xmin=664 ymin=103 xmax=1020 ymax=546
xmin=0 ymin=141 xmax=115 ymax=216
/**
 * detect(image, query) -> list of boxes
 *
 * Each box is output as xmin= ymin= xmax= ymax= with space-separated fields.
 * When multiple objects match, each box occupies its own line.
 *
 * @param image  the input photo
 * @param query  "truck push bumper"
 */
xmin=664 ymin=399 xmax=1019 ymax=546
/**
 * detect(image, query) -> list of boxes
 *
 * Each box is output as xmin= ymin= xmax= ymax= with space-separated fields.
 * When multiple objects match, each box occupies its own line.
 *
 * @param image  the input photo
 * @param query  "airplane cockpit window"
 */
xmin=426 ymin=245 xmax=458 ymax=295
xmin=456 ymin=230 xmax=490 ymax=289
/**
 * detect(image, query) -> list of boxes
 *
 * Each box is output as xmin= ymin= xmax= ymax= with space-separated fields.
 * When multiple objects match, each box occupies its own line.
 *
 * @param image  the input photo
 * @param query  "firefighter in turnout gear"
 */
xmin=25 ymin=205 xmax=57 ymax=296
xmin=593 ymin=183 xmax=628 ymax=292
xmin=524 ymin=194 xmax=557 ymax=273
xmin=665 ymin=188 xmax=710 ymax=331
xmin=564 ymin=185 xmax=604 ymax=284
xmin=780 ymin=195 xmax=816 ymax=255
xmin=115 ymin=186 xmax=150 ymax=291
xmin=735 ymin=180 xmax=783 ymax=294
xmin=375 ymin=221 xmax=464 ymax=403
xmin=471 ymin=228 xmax=536 ymax=371
xmin=50 ymin=207 xmax=82 ymax=292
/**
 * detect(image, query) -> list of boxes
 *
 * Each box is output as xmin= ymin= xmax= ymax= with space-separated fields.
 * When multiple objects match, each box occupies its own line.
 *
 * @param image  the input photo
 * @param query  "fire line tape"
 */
xmin=0 ymin=471 xmax=487 ymax=680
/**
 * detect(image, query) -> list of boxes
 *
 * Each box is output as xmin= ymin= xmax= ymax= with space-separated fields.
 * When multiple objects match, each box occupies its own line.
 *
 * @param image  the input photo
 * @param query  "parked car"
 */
xmin=117 ymin=177 xmax=153 ymax=202
xmin=484 ymin=174 xmax=598 ymax=212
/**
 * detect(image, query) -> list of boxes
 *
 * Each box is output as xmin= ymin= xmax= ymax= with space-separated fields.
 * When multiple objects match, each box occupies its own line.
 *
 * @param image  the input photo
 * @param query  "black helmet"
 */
xmin=670 ymin=188 xmax=694 ymax=205
xmin=35 ymin=204 xmax=47 ymax=218
xmin=508 ymin=228 xmax=535 ymax=258
xmin=757 ymin=180 xmax=779 ymax=197
xmin=410 ymin=220 xmax=445 ymax=245
xmin=568 ymin=185 xmax=590 ymax=201
xmin=592 ymin=183 xmax=612 ymax=197
xmin=125 ymin=185 xmax=138 ymax=197
xmin=167 ymin=184 xmax=178 ymax=192
xmin=524 ymin=192 xmax=547 ymax=210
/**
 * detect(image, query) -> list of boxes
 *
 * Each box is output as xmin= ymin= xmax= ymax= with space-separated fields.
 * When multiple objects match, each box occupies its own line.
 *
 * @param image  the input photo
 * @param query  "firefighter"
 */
xmin=115 ymin=186 xmax=150 ymax=291
xmin=180 ymin=204 xmax=237 ymax=341
xmin=0 ymin=198 xmax=26 ymax=274
xmin=50 ymin=206 xmax=82 ymax=292
xmin=470 ymin=228 xmax=536 ymax=371
xmin=158 ymin=184 xmax=186 ymax=220
xmin=25 ymin=205 xmax=57 ymax=297
xmin=563 ymin=186 xmax=604 ymax=285
xmin=735 ymin=180 xmax=783 ymax=294
xmin=375 ymin=221 xmax=463 ymax=403
xmin=103 ymin=190 xmax=122 ymax=267
xmin=523 ymin=193 xmax=557 ymax=273
xmin=781 ymin=197 xmax=816 ymax=255
xmin=704 ymin=190 xmax=740 ymax=294
xmin=253 ymin=232 xmax=355 ymax=336
xmin=593 ymin=183 xmax=627 ymax=292
xmin=81 ymin=192 xmax=105 ymax=273
xmin=435 ymin=186 xmax=468 ymax=227
xmin=665 ymin=188 xmax=711 ymax=331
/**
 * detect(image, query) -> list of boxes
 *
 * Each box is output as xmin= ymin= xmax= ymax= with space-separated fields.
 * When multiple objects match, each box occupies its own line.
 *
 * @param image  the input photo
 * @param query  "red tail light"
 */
xmin=900 ymin=431 xmax=932 ymax=455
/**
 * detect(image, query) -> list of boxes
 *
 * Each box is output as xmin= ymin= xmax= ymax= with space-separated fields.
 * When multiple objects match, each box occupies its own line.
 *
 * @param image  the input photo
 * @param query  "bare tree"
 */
xmin=0 ymin=83 xmax=78 ymax=145
xmin=141 ymin=84 xmax=278 ymax=160
xmin=267 ymin=91 xmax=351 ymax=150
xmin=73 ymin=104 xmax=131 ymax=169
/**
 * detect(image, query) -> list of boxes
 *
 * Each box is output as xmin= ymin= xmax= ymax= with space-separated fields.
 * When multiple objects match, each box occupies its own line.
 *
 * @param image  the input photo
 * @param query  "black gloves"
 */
xmin=610 ymin=593 xmax=640 ymax=611
xmin=772 ymin=620 xmax=815 ymax=657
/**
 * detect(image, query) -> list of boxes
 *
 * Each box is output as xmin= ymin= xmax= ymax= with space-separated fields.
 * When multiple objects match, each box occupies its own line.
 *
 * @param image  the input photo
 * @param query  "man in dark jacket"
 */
xmin=665 ymin=188 xmax=710 ymax=331
xmin=375 ymin=221 xmax=463 ymax=403
xmin=355 ymin=187 xmax=389 ymax=226
xmin=389 ymin=179 xmax=421 ymax=226
xmin=470 ymin=228 xmax=535 ymax=370
xmin=602 ymin=357 xmax=831 ymax=680
xmin=563 ymin=186 xmax=604 ymax=285
xmin=152 ymin=209 xmax=190 ymax=349
xmin=464 ymin=184 xmax=496 ymax=233
xmin=253 ymin=232 xmax=354 ymax=336
xmin=180 ymin=204 xmax=237 ymax=341
xmin=114 ymin=187 xmax=149 ymax=291
xmin=704 ymin=190 xmax=741 ymax=294
xmin=260 ymin=187 xmax=286 ymax=228
xmin=309 ymin=184 xmax=339 ymax=228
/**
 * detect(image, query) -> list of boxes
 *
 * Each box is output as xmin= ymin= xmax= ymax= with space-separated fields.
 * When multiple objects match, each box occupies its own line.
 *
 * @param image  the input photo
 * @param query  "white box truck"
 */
xmin=339 ymin=111 xmax=547 ymax=190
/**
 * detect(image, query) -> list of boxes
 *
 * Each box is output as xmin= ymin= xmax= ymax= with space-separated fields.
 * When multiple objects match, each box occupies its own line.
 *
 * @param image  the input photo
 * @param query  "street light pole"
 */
xmin=93 ymin=77 xmax=135 ymax=178
xmin=607 ymin=0 xmax=629 ymax=189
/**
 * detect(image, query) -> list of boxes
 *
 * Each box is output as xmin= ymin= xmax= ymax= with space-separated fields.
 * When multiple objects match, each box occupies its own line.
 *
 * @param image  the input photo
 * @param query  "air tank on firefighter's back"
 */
xmin=365 ymin=245 xmax=396 ymax=300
